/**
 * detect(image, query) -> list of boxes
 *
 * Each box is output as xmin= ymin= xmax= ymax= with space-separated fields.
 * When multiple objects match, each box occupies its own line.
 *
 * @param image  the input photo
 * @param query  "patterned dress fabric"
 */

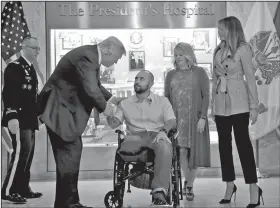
xmin=170 ymin=69 xmax=193 ymax=148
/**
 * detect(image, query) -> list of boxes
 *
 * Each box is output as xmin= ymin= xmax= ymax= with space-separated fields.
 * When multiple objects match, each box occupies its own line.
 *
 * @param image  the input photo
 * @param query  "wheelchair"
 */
xmin=104 ymin=128 xmax=183 ymax=208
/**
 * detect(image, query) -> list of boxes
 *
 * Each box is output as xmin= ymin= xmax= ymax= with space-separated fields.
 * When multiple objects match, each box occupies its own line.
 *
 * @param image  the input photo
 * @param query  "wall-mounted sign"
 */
xmin=46 ymin=2 xmax=226 ymax=29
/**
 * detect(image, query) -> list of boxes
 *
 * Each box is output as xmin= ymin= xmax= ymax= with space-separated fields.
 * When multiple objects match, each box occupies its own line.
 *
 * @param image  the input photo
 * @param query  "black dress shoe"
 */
xmin=2 ymin=193 xmax=27 ymax=203
xmin=71 ymin=202 xmax=93 ymax=208
xmin=246 ymin=187 xmax=264 ymax=208
xmin=219 ymin=184 xmax=237 ymax=204
xmin=21 ymin=191 xmax=43 ymax=198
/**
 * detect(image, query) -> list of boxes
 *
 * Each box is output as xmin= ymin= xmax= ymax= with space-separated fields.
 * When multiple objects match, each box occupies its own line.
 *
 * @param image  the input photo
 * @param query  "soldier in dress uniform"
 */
xmin=1 ymin=36 xmax=43 ymax=203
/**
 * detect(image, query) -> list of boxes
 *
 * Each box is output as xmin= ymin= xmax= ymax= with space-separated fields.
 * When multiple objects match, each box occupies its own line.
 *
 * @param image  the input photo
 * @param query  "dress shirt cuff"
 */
xmin=5 ymin=109 xmax=18 ymax=123
xmin=103 ymin=103 xmax=114 ymax=116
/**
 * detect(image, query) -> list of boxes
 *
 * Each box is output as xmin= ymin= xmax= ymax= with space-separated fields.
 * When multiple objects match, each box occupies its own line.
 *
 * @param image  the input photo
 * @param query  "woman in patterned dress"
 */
xmin=165 ymin=42 xmax=211 ymax=201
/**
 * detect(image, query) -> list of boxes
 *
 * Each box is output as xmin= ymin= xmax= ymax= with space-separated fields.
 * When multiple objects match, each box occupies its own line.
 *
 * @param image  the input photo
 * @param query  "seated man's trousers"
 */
xmin=118 ymin=131 xmax=172 ymax=194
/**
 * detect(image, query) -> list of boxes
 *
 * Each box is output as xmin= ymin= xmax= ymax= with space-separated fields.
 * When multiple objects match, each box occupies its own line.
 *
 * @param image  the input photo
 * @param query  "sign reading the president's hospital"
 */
xmin=46 ymin=2 xmax=226 ymax=29
xmin=58 ymin=3 xmax=215 ymax=18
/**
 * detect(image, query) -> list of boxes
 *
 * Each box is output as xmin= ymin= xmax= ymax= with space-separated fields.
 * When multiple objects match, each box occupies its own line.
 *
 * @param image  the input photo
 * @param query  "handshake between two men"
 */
xmin=103 ymin=96 xmax=125 ymax=117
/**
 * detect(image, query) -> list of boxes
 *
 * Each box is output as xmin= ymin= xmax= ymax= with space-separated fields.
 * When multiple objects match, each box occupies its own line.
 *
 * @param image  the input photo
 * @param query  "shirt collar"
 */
xmin=131 ymin=91 xmax=154 ymax=103
xmin=21 ymin=54 xmax=32 ymax=66
xmin=97 ymin=45 xmax=102 ymax=65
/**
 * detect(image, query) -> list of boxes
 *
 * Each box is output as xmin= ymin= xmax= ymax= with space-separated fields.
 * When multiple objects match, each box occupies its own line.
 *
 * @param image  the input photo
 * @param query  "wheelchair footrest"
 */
xmin=149 ymin=202 xmax=174 ymax=207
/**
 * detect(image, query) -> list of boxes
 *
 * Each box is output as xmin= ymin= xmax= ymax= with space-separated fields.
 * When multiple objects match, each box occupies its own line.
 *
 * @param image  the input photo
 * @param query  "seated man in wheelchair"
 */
xmin=105 ymin=70 xmax=176 ymax=205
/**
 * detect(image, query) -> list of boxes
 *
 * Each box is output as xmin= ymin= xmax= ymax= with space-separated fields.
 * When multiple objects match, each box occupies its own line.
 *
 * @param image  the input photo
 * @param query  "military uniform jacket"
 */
xmin=2 ymin=56 xmax=39 ymax=130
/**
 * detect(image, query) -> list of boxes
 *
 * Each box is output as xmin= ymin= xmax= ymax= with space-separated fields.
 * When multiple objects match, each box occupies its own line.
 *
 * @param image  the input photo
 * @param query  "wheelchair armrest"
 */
xmin=115 ymin=129 xmax=125 ymax=135
xmin=115 ymin=129 xmax=125 ymax=147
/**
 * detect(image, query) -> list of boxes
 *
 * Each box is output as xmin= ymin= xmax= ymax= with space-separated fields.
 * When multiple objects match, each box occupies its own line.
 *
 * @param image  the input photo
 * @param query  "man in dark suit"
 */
xmin=1 ymin=37 xmax=43 ymax=203
xmin=37 ymin=36 xmax=126 ymax=208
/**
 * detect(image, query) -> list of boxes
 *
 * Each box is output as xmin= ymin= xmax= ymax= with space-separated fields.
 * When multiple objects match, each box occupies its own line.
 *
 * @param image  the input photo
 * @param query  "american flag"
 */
xmin=1 ymin=1 xmax=44 ymax=85
xmin=1 ymin=1 xmax=30 ymax=62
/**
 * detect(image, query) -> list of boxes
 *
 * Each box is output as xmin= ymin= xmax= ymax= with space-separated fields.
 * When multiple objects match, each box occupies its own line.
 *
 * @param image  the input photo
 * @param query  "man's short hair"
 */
xmin=22 ymin=36 xmax=38 ymax=47
xmin=100 ymin=36 xmax=126 ymax=56
xmin=142 ymin=70 xmax=154 ymax=83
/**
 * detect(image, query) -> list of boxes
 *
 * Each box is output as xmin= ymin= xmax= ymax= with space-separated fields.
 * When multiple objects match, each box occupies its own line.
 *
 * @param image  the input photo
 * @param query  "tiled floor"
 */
xmin=1 ymin=177 xmax=279 ymax=208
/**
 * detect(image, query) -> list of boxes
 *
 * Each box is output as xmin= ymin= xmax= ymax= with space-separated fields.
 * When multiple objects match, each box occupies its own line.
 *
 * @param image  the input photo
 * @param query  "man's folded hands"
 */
xmin=152 ymin=131 xmax=171 ymax=144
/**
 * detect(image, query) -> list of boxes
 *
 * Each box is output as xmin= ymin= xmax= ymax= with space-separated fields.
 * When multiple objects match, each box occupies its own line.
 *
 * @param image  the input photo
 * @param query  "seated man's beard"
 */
xmin=134 ymin=84 xmax=149 ymax=94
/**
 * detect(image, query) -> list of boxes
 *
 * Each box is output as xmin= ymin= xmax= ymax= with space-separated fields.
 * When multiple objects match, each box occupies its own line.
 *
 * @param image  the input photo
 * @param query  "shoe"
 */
xmin=71 ymin=202 xmax=93 ymax=208
xmin=186 ymin=187 xmax=195 ymax=201
xmin=182 ymin=181 xmax=187 ymax=195
xmin=21 ymin=191 xmax=43 ymax=198
xmin=2 ymin=193 xmax=27 ymax=203
xmin=151 ymin=191 xmax=168 ymax=205
xmin=246 ymin=187 xmax=264 ymax=208
xmin=219 ymin=184 xmax=237 ymax=204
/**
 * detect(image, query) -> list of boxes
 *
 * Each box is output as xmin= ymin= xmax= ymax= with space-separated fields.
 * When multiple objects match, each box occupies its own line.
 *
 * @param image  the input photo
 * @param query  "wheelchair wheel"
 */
xmin=104 ymin=190 xmax=123 ymax=208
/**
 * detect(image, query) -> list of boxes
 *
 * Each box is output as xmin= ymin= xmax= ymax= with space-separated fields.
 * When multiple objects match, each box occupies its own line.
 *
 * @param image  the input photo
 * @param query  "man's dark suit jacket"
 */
xmin=38 ymin=45 xmax=112 ymax=141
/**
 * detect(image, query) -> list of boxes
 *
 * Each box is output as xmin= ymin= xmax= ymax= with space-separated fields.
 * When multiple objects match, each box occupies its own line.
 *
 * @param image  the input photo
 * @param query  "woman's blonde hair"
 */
xmin=218 ymin=16 xmax=246 ymax=55
xmin=173 ymin=42 xmax=197 ymax=69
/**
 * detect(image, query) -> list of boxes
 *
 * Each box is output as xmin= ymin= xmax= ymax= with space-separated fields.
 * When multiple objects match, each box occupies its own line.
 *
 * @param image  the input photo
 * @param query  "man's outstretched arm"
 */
xmin=106 ymin=103 xmax=124 ymax=129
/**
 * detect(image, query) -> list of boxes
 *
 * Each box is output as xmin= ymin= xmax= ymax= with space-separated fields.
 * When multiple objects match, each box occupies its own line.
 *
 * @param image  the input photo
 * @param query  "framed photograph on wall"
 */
xmin=62 ymin=33 xmax=82 ymax=50
xmin=129 ymin=51 xmax=145 ymax=71
xmin=163 ymin=37 xmax=179 ymax=57
xmin=192 ymin=30 xmax=210 ymax=51
xmin=197 ymin=63 xmax=212 ymax=80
